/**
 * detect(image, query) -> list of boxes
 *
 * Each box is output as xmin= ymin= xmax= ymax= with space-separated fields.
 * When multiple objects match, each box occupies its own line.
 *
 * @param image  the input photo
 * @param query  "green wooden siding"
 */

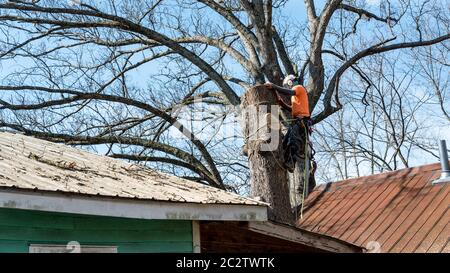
xmin=0 ymin=208 xmax=193 ymax=253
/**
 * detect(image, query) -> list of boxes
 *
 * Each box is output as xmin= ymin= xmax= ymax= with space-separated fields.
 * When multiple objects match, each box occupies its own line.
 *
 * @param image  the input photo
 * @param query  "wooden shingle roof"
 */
xmin=0 ymin=131 xmax=266 ymax=206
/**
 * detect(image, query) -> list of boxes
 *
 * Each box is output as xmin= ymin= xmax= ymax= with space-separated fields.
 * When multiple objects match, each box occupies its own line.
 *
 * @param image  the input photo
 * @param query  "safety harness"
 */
xmin=275 ymin=90 xmax=317 ymax=220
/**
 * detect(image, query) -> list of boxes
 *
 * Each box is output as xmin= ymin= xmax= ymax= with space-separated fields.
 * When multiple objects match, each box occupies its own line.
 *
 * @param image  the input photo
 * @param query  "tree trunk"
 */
xmin=241 ymin=85 xmax=294 ymax=225
xmin=289 ymin=161 xmax=303 ymax=210
xmin=289 ymin=156 xmax=310 ymax=219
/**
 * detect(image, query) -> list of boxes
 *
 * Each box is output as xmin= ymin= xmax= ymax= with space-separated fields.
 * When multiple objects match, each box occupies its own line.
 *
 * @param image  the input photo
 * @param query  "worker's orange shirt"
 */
xmin=291 ymin=85 xmax=310 ymax=118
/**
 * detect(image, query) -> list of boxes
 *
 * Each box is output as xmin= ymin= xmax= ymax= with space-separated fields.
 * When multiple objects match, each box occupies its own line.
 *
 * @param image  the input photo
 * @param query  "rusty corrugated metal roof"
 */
xmin=297 ymin=163 xmax=449 ymax=253
xmin=0 ymin=131 xmax=265 ymax=206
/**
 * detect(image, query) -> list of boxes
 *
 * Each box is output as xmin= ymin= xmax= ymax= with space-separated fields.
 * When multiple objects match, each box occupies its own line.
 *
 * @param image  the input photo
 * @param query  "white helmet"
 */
xmin=283 ymin=74 xmax=297 ymax=87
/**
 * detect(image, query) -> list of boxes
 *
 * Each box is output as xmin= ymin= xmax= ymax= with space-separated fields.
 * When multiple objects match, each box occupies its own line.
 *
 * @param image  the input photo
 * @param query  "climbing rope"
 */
xmin=299 ymin=119 xmax=310 ymax=220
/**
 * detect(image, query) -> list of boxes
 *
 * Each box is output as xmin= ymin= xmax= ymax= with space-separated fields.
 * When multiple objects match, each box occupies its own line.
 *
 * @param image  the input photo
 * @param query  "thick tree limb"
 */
xmin=304 ymin=0 xmax=318 ymax=26
xmin=175 ymin=35 xmax=259 ymax=78
xmin=272 ymin=26 xmax=295 ymax=76
xmin=197 ymin=0 xmax=258 ymax=47
xmin=241 ymin=0 xmax=283 ymax=83
xmin=308 ymin=0 xmax=343 ymax=108
xmin=197 ymin=0 xmax=263 ymax=82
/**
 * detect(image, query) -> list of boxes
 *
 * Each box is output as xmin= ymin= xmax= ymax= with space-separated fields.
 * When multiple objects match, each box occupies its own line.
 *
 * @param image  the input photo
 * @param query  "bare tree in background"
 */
xmin=313 ymin=52 xmax=448 ymax=182
xmin=415 ymin=44 xmax=450 ymax=122
xmin=0 ymin=0 xmax=448 ymax=223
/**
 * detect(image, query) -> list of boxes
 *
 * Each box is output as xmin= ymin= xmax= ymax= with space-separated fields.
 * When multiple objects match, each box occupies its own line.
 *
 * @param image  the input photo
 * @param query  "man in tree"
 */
xmin=265 ymin=75 xmax=316 ymax=195
xmin=265 ymin=75 xmax=310 ymax=119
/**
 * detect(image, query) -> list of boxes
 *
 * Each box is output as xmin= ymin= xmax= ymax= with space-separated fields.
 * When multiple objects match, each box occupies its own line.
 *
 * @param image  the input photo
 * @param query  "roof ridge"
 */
xmin=316 ymin=162 xmax=443 ymax=190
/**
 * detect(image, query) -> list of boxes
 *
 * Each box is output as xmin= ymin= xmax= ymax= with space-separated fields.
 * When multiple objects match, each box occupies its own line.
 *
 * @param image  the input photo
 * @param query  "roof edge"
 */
xmin=0 ymin=185 xmax=268 ymax=207
xmin=0 ymin=188 xmax=268 ymax=222
xmin=247 ymin=221 xmax=364 ymax=253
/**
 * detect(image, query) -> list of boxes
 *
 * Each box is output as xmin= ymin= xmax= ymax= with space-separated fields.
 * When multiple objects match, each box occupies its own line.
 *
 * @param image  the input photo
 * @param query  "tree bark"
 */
xmin=289 ymin=161 xmax=304 ymax=210
xmin=241 ymin=85 xmax=294 ymax=225
xmin=290 ymin=156 xmax=311 ymax=219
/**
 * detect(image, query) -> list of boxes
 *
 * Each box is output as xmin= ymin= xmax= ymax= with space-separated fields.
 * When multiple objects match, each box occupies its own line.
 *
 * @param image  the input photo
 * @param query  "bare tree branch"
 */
xmin=338 ymin=3 xmax=398 ymax=24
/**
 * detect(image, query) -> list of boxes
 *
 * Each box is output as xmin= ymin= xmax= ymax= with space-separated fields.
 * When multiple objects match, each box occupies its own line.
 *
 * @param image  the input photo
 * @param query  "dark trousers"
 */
xmin=282 ymin=117 xmax=316 ymax=193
